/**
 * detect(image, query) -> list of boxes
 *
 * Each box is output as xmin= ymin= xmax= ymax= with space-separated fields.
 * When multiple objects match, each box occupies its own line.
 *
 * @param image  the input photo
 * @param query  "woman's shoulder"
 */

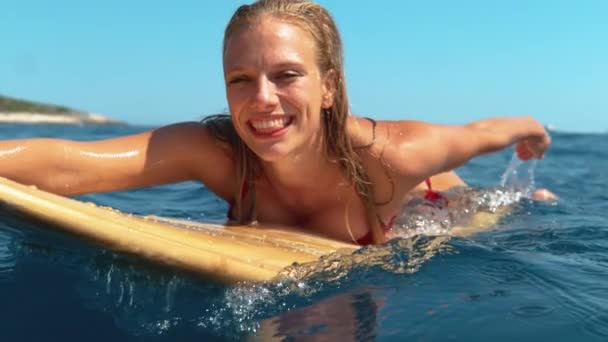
xmin=155 ymin=119 xmax=234 ymax=152
xmin=348 ymin=116 xmax=435 ymax=169
xmin=151 ymin=120 xmax=237 ymax=196
xmin=348 ymin=116 xmax=435 ymax=146
xmin=348 ymin=116 xmax=455 ymax=198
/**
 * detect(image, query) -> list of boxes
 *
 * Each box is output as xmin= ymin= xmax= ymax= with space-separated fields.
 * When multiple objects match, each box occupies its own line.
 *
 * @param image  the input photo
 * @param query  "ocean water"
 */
xmin=0 ymin=123 xmax=606 ymax=341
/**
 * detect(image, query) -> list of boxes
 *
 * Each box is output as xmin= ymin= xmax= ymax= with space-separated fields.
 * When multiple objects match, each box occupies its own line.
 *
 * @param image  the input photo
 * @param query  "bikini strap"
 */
xmin=353 ymin=117 xmax=377 ymax=149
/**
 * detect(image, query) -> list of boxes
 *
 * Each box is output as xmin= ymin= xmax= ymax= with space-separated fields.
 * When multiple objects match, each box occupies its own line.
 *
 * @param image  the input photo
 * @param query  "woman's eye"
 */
xmin=228 ymin=76 xmax=250 ymax=85
xmin=277 ymin=72 xmax=299 ymax=81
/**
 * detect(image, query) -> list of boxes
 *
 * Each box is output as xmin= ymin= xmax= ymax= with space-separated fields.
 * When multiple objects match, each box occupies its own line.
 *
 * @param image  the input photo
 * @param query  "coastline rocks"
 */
xmin=0 ymin=112 xmax=126 ymax=125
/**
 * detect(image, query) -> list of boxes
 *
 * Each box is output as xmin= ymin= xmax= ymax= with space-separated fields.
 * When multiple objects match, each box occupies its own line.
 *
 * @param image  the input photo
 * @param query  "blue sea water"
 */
xmin=0 ymin=123 xmax=606 ymax=341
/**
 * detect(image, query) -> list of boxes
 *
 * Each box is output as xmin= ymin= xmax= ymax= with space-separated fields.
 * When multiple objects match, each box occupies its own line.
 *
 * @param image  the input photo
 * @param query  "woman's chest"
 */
xmin=252 ymin=185 xmax=400 ymax=243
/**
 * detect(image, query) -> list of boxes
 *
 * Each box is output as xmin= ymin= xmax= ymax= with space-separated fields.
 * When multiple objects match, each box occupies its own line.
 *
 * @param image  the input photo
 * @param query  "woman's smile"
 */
xmin=248 ymin=115 xmax=294 ymax=138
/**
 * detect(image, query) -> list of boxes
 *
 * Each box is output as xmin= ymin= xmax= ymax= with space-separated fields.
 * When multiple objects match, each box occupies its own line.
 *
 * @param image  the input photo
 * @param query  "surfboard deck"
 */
xmin=0 ymin=177 xmax=357 ymax=283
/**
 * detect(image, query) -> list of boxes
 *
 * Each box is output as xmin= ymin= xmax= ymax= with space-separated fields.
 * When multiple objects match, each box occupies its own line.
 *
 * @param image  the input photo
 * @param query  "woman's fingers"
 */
xmin=516 ymin=141 xmax=534 ymax=160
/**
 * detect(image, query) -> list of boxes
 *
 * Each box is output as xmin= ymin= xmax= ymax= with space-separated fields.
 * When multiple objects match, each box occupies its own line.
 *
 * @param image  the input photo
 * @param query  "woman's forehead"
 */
xmin=223 ymin=18 xmax=317 ymax=69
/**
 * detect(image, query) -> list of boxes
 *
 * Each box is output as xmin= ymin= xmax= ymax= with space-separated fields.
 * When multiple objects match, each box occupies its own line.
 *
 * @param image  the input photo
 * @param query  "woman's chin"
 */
xmin=249 ymin=144 xmax=292 ymax=163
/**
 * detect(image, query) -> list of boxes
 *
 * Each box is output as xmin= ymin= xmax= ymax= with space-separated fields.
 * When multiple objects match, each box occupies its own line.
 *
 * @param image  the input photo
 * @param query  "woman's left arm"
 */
xmin=383 ymin=116 xmax=550 ymax=188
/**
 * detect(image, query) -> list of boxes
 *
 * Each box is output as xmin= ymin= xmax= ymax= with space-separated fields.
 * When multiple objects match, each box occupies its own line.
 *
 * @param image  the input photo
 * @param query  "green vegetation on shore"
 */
xmin=0 ymin=94 xmax=126 ymax=124
xmin=0 ymin=94 xmax=85 ymax=116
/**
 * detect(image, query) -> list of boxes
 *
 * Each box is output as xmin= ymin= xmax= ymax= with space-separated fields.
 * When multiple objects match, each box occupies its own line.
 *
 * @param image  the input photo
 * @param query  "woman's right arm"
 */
xmin=0 ymin=122 xmax=235 ymax=197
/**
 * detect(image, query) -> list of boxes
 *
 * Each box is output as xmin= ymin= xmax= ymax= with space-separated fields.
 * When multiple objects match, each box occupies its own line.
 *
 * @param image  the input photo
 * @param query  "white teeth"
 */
xmin=251 ymin=117 xmax=290 ymax=130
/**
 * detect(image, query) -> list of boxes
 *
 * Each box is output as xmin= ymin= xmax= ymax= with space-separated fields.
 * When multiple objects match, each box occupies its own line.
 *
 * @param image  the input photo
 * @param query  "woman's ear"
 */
xmin=321 ymin=69 xmax=337 ymax=109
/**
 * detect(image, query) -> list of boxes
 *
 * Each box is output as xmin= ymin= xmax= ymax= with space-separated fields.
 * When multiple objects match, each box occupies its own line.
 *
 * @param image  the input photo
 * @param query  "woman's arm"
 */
xmin=380 ymin=116 xmax=550 ymax=190
xmin=0 ymin=122 xmax=234 ymax=197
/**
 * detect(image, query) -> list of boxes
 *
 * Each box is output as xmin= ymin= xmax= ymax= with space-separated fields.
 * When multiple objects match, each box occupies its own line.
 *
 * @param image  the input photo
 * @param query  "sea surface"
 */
xmin=0 ymin=123 xmax=606 ymax=341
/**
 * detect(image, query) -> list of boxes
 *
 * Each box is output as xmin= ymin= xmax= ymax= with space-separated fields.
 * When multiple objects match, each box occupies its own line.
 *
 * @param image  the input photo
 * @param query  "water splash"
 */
xmin=388 ymin=153 xmax=540 ymax=240
xmin=500 ymin=153 xmax=537 ymax=197
xmin=195 ymin=235 xmax=455 ymax=336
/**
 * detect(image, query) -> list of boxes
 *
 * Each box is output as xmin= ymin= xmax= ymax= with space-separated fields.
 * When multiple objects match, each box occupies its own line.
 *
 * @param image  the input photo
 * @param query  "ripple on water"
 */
xmin=478 ymin=258 xmax=529 ymax=284
xmin=581 ymin=313 xmax=608 ymax=341
xmin=0 ymin=229 xmax=17 ymax=282
xmin=512 ymin=305 xmax=555 ymax=318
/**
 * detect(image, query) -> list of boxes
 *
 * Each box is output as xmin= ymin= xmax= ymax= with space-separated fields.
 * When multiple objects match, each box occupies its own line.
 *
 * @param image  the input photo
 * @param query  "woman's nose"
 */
xmin=252 ymin=76 xmax=279 ymax=108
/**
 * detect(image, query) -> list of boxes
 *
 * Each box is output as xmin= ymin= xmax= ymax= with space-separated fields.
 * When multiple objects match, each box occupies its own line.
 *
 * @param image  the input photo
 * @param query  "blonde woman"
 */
xmin=0 ymin=0 xmax=552 ymax=245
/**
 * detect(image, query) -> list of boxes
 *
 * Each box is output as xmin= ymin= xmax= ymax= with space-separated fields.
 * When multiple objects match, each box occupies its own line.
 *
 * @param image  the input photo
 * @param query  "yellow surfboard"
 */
xmin=0 ymin=177 xmax=357 ymax=283
xmin=0 ymin=177 xmax=506 ymax=284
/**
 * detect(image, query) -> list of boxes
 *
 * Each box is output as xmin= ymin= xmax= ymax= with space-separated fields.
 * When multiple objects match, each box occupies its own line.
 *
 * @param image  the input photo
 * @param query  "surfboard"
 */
xmin=0 ymin=177 xmax=358 ymax=283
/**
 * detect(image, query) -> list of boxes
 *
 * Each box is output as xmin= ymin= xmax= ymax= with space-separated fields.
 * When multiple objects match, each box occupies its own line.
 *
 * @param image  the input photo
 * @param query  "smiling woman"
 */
xmin=0 ymin=0 xmax=552 ymax=246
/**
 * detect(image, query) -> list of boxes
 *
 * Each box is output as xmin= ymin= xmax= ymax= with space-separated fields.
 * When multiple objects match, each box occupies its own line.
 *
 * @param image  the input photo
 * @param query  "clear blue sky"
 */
xmin=1 ymin=0 xmax=606 ymax=132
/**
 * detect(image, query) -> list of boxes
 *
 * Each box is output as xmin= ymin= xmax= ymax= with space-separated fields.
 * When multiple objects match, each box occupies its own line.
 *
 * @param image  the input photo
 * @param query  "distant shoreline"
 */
xmin=0 ymin=112 xmax=126 ymax=125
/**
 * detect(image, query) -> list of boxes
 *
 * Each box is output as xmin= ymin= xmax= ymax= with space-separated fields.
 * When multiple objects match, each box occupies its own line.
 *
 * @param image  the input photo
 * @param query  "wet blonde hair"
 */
xmin=205 ymin=0 xmax=385 ymax=244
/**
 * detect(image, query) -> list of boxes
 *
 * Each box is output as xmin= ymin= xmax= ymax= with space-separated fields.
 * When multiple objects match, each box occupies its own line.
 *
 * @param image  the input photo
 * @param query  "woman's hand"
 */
xmin=515 ymin=126 xmax=551 ymax=161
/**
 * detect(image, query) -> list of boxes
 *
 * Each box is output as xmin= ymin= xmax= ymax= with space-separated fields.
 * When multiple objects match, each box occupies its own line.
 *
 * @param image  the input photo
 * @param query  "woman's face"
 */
xmin=223 ymin=18 xmax=334 ymax=162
